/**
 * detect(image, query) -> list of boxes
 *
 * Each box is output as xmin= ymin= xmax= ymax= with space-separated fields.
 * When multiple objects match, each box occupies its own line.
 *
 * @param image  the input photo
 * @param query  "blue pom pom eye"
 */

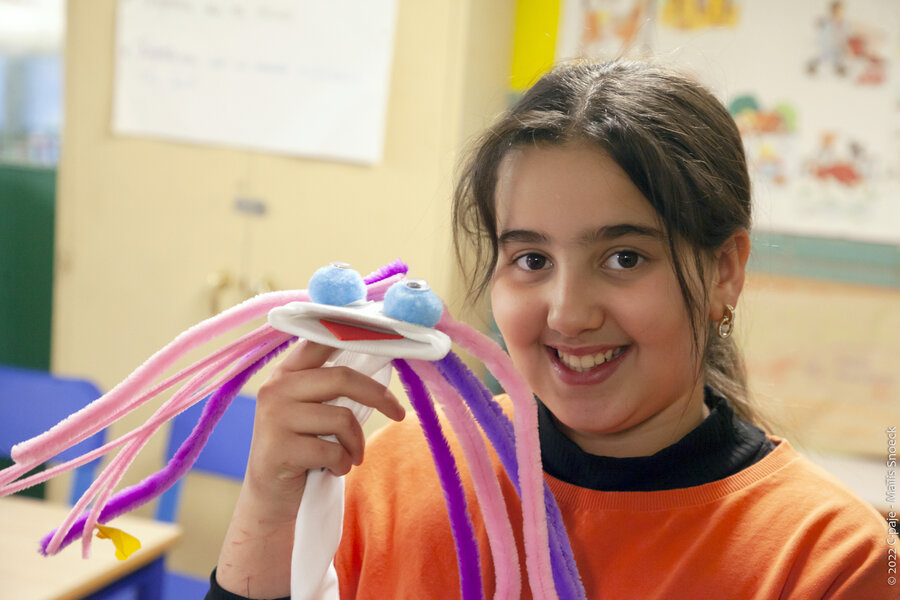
xmin=308 ymin=262 xmax=366 ymax=306
xmin=383 ymin=279 xmax=443 ymax=327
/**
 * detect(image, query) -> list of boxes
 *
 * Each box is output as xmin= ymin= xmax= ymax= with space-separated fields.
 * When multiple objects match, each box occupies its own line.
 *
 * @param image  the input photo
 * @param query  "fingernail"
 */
xmin=385 ymin=390 xmax=405 ymax=421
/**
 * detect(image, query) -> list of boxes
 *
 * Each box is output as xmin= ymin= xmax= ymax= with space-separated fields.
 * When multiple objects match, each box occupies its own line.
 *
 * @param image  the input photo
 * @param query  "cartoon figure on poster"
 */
xmin=807 ymin=131 xmax=869 ymax=188
xmin=806 ymin=1 xmax=887 ymax=85
xmin=576 ymin=0 xmax=656 ymax=58
xmin=660 ymin=0 xmax=739 ymax=30
xmin=0 ymin=261 xmax=587 ymax=600
xmin=729 ymin=94 xmax=797 ymax=187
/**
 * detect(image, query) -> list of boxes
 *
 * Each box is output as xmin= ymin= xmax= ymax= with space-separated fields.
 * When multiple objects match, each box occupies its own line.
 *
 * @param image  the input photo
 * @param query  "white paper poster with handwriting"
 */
xmin=113 ymin=0 xmax=397 ymax=164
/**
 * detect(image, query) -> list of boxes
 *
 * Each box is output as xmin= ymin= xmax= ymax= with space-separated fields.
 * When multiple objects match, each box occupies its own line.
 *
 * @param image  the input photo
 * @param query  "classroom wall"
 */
xmin=54 ymin=0 xmax=515 ymax=575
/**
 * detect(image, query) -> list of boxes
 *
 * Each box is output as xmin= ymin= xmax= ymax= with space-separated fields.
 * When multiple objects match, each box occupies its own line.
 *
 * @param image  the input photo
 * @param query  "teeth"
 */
xmin=557 ymin=347 xmax=624 ymax=372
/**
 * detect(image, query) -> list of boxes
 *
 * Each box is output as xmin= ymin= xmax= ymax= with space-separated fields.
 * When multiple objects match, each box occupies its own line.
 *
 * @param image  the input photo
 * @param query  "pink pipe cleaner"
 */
xmin=0 ymin=326 xmax=285 ymax=497
xmin=437 ymin=313 xmax=556 ymax=600
xmin=39 ymin=337 xmax=294 ymax=556
xmin=13 ymin=271 xmax=406 ymax=556
xmin=410 ymin=359 xmax=521 ymax=600
xmin=7 ymin=274 xmax=405 ymax=478
xmin=45 ymin=334 xmax=288 ymax=556
xmin=8 ymin=290 xmax=309 ymax=467
xmin=42 ymin=355 xmax=234 ymax=555
xmin=77 ymin=335 xmax=290 ymax=557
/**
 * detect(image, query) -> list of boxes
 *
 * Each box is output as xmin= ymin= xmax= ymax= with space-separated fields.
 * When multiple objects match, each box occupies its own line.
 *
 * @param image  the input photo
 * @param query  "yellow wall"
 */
xmin=55 ymin=0 xmax=515 ymax=575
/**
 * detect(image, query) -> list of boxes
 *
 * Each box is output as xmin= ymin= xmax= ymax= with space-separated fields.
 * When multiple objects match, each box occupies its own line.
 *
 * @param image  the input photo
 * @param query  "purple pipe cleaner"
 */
xmin=362 ymin=259 xmax=408 ymax=284
xmin=393 ymin=359 xmax=484 ymax=600
xmin=40 ymin=337 xmax=295 ymax=555
xmin=436 ymin=352 xmax=586 ymax=600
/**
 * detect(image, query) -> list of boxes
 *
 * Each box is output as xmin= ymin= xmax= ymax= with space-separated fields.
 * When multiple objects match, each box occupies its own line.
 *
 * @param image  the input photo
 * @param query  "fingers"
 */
xmin=265 ymin=364 xmax=405 ymax=423
xmin=248 ymin=339 xmax=408 ymax=501
xmin=277 ymin=340 xmax=337 ymax=373
xmin=256 ymin=426 xmax=358 ymax=478
xmin=271 ymin=340 xmax=406 ymax=422
xmin=278 ymin=403 xmax=367 ymax=467
xmin=299 ymin=438 xmax=355 ymax=477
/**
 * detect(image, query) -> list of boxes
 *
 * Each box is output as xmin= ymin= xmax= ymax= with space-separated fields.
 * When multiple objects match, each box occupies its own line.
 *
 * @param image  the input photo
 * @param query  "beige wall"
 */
xmin=54 ymin=0 xmax=515 ymax=575
xmin=739 ymin=273 xmax=900 ymax=456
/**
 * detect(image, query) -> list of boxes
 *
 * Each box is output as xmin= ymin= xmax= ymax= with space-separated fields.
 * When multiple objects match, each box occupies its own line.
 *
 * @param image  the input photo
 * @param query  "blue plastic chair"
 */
xmin=155 ymin=393 xmax=257 ymax=599
xmin=0 ymin=364 xmax=105 ymax=504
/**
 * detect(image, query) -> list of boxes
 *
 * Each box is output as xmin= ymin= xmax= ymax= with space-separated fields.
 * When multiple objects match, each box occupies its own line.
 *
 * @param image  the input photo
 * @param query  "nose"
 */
xmin=545 ymin=270 xmax=604 ymax=339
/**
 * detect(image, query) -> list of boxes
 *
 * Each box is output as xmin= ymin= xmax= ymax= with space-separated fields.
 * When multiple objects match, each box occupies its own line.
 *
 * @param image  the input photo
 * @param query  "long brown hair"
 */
xmin=453 ymin=60 xmax=771 ymax=429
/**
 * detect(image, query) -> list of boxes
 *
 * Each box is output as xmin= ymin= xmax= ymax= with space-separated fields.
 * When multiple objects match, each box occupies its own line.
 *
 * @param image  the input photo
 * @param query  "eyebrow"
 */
xmin=498 ymin=223 xmax=665 ymax=246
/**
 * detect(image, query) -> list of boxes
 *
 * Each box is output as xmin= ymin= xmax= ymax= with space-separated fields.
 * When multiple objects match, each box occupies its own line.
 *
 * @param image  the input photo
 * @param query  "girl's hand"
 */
xmin=244 ymin=340 xmax=406 ymax=520
xmin=216 ymin=340 xmax=405 ymax=597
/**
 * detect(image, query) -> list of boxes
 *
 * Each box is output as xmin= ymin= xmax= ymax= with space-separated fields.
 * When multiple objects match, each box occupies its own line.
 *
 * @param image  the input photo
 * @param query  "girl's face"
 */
xmin=491 ymin=143 xmax=709 ymax=458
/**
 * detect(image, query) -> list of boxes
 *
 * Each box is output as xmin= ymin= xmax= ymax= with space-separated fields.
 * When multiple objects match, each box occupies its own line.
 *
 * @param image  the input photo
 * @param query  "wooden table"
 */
xmin=0 ymin=495 xmax=182 ymax=600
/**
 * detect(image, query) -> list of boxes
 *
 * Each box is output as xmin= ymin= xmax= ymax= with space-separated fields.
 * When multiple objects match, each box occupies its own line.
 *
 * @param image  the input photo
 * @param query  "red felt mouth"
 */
xmin=319 ymin=319 xmax=404 ymax=341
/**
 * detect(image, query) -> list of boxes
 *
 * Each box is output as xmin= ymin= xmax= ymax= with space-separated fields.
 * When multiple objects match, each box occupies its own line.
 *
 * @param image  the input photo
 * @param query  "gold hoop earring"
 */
xmin=717 ymin=304 xmax=735 ymax=339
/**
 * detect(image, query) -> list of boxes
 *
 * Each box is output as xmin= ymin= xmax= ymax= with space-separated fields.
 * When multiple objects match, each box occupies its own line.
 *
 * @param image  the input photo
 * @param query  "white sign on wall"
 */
xmin=113 ymin=0 xmax=397 ymax=165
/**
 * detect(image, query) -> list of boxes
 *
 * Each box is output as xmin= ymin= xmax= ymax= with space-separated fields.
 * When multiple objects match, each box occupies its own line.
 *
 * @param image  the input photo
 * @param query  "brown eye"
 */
xmin=605 ymin=251 xmax=643 ymax=270
xmin=515 ymin=253 xmax=550 ymax=271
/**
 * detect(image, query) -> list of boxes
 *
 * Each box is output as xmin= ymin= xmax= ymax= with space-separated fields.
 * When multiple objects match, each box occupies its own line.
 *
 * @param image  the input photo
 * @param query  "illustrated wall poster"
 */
xmin=554 ymin=0 xmax=900 ymax=244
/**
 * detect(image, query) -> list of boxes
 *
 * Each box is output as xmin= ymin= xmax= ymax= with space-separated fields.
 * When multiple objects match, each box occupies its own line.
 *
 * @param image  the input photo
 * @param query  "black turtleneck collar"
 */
xmin=538 ymin=387 xmax=775 ymax=492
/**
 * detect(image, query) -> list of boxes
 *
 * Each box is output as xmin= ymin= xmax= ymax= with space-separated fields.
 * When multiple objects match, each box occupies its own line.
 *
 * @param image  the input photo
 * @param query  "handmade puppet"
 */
xmin=0 ymin=260 xmax=586 ymax=600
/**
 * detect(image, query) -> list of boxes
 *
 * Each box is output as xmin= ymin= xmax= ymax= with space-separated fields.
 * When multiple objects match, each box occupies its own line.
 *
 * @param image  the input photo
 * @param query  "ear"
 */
xmin=709 ymin=229 xmax=751 ymax=321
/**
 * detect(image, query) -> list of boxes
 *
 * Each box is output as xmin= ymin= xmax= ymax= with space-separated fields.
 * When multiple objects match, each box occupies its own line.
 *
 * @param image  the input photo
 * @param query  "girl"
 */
xmin=209 ymin=61 xmax=889 ymax=599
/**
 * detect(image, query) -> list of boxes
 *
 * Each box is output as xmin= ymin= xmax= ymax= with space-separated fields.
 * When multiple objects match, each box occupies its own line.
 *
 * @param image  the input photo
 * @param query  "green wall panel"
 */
xmin=0 ymin=164 xmax=55 ymax=370
xmin=749 ymin=231 xmax=900 ymax=289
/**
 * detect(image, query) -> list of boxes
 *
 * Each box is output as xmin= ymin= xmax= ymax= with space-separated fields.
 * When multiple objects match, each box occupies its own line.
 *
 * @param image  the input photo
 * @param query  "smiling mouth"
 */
xmin=552 ymin=346 xmax=627 ymax=372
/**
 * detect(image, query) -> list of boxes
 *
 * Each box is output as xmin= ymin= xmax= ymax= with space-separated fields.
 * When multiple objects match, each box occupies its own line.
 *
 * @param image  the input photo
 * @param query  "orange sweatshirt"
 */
xmin=336 ymin=403 xmax=892 ymax=599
